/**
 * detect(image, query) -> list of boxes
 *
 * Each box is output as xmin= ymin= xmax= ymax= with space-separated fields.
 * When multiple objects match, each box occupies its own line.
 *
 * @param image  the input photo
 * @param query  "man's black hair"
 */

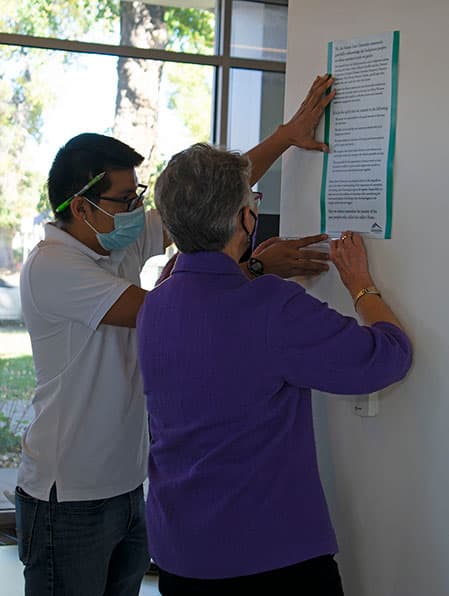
xmin=48 ymin=132 xmax=144 ymax=221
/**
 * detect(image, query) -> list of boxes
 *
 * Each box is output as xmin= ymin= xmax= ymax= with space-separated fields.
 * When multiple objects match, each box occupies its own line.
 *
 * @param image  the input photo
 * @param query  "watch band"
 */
xmin=247 ymin=257 xmax=264 ymax=277
xmin=354 ymin=286 xmax=382 ymax=310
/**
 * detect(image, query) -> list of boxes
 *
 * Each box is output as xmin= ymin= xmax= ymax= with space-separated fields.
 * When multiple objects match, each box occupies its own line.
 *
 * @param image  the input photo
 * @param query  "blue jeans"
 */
xmin=15 ymin=484 xmax=150 ymax=596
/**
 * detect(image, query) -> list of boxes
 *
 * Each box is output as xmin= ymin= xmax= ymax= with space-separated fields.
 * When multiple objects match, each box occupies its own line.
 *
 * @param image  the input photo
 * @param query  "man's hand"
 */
xmin=247 ymin=74 xmax=335 ymax=184
xmin=279 ymin=74 xmax=335 ymax=153
xmin=252 ymin=234 xmax=330 ymax=278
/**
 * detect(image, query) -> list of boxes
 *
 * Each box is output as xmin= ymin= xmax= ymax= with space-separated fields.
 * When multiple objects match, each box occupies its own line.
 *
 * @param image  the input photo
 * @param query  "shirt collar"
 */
xmin=173 ymin=251 xmax=246 ymax=277
xmin=42 ymin=222 xmax=110 ymax=261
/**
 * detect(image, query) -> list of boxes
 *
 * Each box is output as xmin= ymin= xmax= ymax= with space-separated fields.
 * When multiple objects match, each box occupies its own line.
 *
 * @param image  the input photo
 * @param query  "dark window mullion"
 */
xmin=215 ymin=0 xmax=232 ymax=146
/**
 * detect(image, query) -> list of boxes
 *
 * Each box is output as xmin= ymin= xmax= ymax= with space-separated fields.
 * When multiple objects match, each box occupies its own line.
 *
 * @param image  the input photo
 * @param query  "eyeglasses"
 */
xmin=55 ymin=172 xmax=147 ymax=214
xmin=251 ymin=191 xmax=263 ymax=206
xmin=94 ymin=184 xmax=148 ymax=212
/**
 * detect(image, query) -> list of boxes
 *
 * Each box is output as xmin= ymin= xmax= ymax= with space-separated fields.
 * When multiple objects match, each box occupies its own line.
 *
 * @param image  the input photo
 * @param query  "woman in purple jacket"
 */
xmin=137 ymin=143 xmax=412 ymax=595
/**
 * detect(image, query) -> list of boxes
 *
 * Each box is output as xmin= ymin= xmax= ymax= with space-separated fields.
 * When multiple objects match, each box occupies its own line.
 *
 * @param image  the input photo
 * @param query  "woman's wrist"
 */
xmin=346 ymin=277 xmax=375 ymax=301
xmin=353 ymin=286 xmax=382 ymax=311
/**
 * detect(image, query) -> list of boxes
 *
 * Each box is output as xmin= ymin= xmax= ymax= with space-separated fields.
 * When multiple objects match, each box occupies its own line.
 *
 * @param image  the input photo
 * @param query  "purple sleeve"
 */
xmin=268 ymin=287 xmax=412 ymax=395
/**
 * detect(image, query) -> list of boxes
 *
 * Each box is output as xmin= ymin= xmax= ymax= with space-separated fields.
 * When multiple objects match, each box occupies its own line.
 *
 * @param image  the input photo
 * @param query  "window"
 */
xmin=0 ymin=0 xmax=287 ymax=517
xmin=231 ymin=0 xmax=287 ymax=61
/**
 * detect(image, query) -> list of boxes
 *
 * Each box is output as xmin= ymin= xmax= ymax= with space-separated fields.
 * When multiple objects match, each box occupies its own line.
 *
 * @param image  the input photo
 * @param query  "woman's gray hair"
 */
xmin=155 ymin=143 xmax=253 ymax=253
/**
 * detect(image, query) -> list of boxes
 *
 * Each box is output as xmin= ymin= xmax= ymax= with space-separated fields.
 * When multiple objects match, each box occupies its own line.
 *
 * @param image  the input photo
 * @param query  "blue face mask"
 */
xmin=84 ymin=202 xmax=145 ymax=251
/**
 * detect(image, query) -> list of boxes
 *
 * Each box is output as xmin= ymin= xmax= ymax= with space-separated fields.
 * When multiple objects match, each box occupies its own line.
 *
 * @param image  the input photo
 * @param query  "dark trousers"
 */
xmin=159 ymin=554 xmax=345 ymax=595
xmin=15 ymin=484 xmax=149 ymax=596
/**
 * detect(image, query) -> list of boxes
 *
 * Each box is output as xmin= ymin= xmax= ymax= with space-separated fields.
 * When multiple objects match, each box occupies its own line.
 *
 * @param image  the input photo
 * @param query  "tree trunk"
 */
xmin=113 ymin=2 xmax=168 ymax=183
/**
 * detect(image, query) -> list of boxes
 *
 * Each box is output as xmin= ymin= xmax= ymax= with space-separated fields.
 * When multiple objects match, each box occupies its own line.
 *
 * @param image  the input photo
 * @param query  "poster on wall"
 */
xmin=320 ymin=31 xmax=399 ymax=239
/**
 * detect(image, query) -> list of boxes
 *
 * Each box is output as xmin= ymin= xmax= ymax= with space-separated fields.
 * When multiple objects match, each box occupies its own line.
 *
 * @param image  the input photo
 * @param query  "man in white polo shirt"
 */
xmin=15 ymin=74 xmax=335 ymax=596
xmin=17 ymin=133 xmax=163 ymax=596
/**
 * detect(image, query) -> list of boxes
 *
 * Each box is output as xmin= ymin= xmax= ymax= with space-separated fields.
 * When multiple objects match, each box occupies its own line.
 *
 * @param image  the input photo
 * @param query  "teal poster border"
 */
xmin=384 ymin=30 xmax=400 ymax=239
xmin=320 ymin=41 xmax=333 ymax=233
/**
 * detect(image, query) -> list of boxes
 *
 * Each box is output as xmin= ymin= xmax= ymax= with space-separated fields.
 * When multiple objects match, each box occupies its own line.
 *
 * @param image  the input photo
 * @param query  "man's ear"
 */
xmin=70 ymin=196 xmax=89 ymax=222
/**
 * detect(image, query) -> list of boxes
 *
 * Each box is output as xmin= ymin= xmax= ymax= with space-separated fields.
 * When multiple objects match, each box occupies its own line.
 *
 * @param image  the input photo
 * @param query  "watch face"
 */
xmin=249 ymin=257 xmax=264 ymax=276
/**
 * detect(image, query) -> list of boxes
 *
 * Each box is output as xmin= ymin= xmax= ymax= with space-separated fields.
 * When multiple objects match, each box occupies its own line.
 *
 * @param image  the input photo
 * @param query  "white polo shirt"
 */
xmin=18 ymin=210 xmax=163 ymax=501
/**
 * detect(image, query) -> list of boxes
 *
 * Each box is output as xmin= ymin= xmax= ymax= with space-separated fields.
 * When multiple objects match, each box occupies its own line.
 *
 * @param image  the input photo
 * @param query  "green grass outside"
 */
xmin=0 ymin=326 xmax=35 ymax=453
xmin=0 ymin=355 xmax=35 ymax=402
xmin=0 ymin=326 xmax=35 ymax=402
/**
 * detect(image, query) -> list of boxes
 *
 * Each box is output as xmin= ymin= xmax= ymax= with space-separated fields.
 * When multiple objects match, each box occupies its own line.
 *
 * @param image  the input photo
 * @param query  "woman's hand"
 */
xmin=253 ymin=234 xmax=330 ymax=278
xmin=329 ymin=232 xmax=374 ymax=298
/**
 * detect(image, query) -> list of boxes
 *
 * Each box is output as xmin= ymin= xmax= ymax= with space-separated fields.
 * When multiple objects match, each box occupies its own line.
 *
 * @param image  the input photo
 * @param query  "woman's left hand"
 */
xmin=253 ymin=234 xmax=330 ymax=278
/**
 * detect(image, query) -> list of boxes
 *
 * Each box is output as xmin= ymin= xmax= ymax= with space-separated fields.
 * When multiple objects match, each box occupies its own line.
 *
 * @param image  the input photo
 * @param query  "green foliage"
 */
xmin=165 ymin=8 xmax=215 ymax=54
xmin=0 ymin=1 xmax=214 ymax=237
xmin=147 ymin=159 xmax=166 ymax=209
xmin=164 ymin=62 xmax=212 ymax=141
xmin=5 ymin=0 xmax=119 ymax=38
xmin=0 ymin=198 xmax=19 ymax=231
xmin=0 ymin=42 xmax=54 ymax=232
xmin=0 ymin=1 xmax=119 ymax=235
xmin=36 ymin=182 xmax=51 ymax=218
xmin=0 ymin=413 xmax=22 ymax=453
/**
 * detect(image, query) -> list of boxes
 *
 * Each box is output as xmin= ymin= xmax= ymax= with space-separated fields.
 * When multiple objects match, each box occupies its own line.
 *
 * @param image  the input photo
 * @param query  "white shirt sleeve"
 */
xmin=25 ymin=245 xmax=132 ymax=330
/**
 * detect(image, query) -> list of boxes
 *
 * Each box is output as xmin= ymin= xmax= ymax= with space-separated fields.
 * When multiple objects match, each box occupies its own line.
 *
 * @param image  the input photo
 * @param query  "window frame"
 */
xmin=0 ymin=0 xmax=287 ymax=149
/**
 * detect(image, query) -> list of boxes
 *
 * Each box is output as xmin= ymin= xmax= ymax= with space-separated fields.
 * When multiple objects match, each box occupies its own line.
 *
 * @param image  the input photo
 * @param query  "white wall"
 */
xmin=280 ymin=2 xmax=449 ymax=595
